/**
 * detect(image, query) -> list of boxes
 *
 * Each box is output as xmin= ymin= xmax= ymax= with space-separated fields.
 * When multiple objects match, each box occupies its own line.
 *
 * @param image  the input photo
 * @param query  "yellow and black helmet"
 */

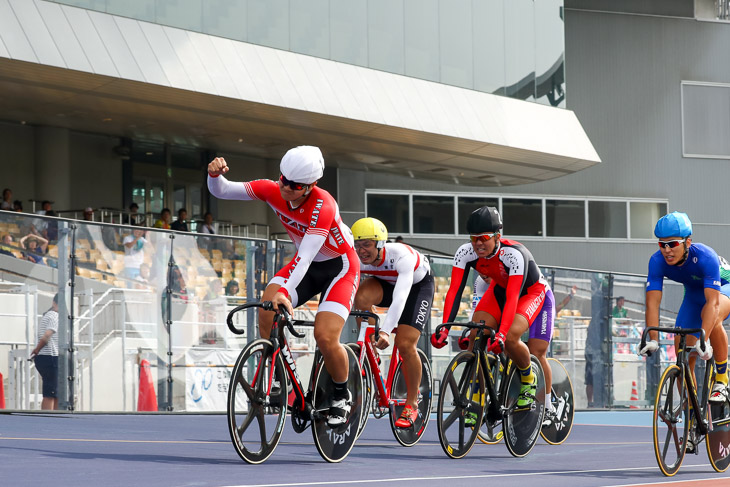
xmin=351 ymin=217 xmax=388 ymax=249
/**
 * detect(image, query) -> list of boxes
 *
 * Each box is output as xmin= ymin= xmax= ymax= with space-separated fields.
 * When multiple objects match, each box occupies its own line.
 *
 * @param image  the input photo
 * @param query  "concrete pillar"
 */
xmin=35 ymin=126 xmax=71 ymax=211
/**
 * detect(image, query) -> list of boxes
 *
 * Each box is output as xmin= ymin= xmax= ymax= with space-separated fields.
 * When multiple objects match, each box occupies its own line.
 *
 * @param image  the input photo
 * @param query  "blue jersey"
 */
xmin=646 ymin=242 xmax=728 ymax=293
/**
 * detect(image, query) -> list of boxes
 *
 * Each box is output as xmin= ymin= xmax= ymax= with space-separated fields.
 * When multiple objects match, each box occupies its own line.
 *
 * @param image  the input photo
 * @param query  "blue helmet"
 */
xmin=654 ymin=212 xmax=692 ymax=239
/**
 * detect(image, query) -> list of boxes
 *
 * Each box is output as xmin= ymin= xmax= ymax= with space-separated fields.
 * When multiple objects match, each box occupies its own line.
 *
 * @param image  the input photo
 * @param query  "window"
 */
xmin=413 ymin=195 xmax=454 ymax=234
xmin=589 ymin=201 xmax=627 ymax=238
xmin=503 ymin=198 xmax=541 ymax=236
xmin=366 ymin=194 xmax=409 ymax=234
xmin=546 ymin=200 xmax=585 ymax=237
xmin=458 ymin=197 xmax=499 ymax=234
xmin=630 ymin=202 xmax=667 ymax=239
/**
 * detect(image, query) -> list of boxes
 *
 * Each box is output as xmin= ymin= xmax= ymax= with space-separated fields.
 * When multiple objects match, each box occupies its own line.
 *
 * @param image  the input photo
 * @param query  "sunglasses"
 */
xmin=279 ymin=174 xmax=306 ymax=191
xmin=470 ymin=233 xmax=498 ymax=244
xmin=658 ymin=239 xmax=686 ymax=249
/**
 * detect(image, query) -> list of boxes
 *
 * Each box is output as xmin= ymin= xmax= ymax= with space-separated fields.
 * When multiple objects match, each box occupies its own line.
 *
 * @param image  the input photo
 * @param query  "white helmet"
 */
xmin=280 ymin=146 xmax=324 ymax=184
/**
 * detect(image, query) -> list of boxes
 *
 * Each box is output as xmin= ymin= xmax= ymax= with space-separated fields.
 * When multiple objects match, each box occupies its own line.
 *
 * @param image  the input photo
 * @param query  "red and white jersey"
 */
xmin=208 ymin=176 xmax=355 ymax=297
xmin=359 ymin=242 xmax=431 ymax=334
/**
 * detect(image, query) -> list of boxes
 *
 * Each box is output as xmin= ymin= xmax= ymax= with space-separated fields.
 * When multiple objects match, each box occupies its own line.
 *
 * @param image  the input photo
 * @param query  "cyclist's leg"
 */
xmin=505 ymin=314 xmax=531 ymax=370
xmin=314 ymin=311 xmax=349 ymax=383
xmin=470 ymin=283 xmax=501 ymax=350
xmin=353 ymin=277 xmax=384 ymax=328
xmin=527 ymin=289 xmax=555 ymax=399
xmin=258 ymin=284 xmax=281 ymax=339
xmin=712 ymin=291 xmax=730 ymax=389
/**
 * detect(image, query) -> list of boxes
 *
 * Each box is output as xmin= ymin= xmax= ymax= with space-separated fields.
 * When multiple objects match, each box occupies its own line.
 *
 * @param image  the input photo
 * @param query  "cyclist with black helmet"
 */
xmin=208 ymin=146 xmax=360 ymax=427
xmin=431 ymin=206 xmax=554 ymax=413
xmin=640 ymin=211 xmax=730 ymax=407
xmin=351 ymin=217 xmax=434 ymax=428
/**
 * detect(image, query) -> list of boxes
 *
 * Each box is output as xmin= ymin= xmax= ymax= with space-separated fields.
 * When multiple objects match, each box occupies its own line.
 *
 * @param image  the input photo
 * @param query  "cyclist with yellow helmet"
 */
xmin=351 ymin=217 xmax=434 ymax=428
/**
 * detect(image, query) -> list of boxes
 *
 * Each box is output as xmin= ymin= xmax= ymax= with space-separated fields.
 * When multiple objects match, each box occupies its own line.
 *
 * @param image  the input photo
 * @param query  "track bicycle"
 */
xmin=641 ymin=326 xmax=730 ymax=476
xmin=225 ymin=301 xmax=363 ymax=464
xmin=435 ymin=321 xmax=545 ymax=458
xmin=347 ymin=310 xmax=432 ymax=446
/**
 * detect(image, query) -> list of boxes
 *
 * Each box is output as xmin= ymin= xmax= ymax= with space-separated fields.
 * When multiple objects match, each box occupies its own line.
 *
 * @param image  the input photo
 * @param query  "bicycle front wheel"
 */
xmin=503 ymin=355 xmax=545 ymax=458
xmin=706 ymin=370 xmax=730 ymax=472
xmin=347 ymin=343 xmax=374 ymax=439
xmin=653 ymin=364 xmax=689 ymax=476
xmin=477 ymin=352 xmax=504 ymax=445
xmin=227 ymin=339 xmax=288 ymax=464
xmin=389 ymin=348 xmax=433 ymax=447
xmin=436 ymin=351 xmax=485 ymax=459
xmin=540 ymin=357 xmax=575 ymax=445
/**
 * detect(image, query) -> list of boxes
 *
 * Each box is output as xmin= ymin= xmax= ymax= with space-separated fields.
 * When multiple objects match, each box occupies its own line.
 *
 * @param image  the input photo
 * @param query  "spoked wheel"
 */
xmin=653 ymin=364 xmax=689 ymax=476
xmin=389 ymin=349 xmax=433 ymax=447
xmin=478 ymin=352 xmax=504 ymax=445
xmin=706 ymin=372 xmax=730 ymax=472
xmin=227 ymin=339 xmax=288 ymax=464
xmin=503 ymin=355 xmax=545 ymax=458
xmin=541 ymin=357 xmax=575 ymax=445
xmin=437 ymin=351 xmax=485 ymax=459
xmin=347 ymin=343 xmax=373 ymax=439
xmin=311 ymin=345 xmax=363 ymax=463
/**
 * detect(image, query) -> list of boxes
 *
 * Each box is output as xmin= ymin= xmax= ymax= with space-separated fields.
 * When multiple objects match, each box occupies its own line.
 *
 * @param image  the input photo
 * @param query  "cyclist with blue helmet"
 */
xmin=641 ymin=211 xmax=730 ymax=410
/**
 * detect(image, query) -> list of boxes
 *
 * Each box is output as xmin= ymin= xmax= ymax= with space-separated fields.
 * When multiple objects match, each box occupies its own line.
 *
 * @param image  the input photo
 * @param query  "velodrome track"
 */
xmin=1 ymin=411 xmax=728 ymax=487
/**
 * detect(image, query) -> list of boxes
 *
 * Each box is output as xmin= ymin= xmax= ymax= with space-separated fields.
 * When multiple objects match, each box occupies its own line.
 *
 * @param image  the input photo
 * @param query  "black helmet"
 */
xmin=466 ymin=206 xmax=503 ymax=234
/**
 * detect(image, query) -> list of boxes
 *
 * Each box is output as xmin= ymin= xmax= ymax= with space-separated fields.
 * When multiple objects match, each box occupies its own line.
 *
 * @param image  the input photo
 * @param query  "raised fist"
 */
xmin=208 ymin=157 xmax=229 ymax=177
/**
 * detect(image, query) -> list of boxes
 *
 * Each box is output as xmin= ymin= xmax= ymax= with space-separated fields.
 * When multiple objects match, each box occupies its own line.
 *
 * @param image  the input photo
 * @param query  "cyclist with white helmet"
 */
xmin=208 ymin=146 xmax=360 ymax=426
xmin=431 ymin=206 xmax=554 ymax=412
xmin=351 ymin=217 xmax=434 ymax=428
xmin=640 ymin=211 xmax=730 ymax=408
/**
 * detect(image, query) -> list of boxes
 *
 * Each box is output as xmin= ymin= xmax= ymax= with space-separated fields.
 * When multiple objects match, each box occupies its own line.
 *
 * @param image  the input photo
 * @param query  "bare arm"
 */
xmin=31 ymin=329 xmax=55 ymax=357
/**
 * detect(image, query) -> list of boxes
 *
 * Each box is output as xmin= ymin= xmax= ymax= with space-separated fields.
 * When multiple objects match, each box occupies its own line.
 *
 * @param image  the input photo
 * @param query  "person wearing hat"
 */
xmin=207 ymin=146 xmax=360 ymax=427
xmin=83 ymin=207 xmax=94 ymax=221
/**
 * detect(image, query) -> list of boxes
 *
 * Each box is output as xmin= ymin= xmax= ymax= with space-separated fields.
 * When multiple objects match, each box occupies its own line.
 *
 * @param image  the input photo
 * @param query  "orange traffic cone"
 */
xmin=630 ymin=380 xmax=639 ymax=409
xmin=0 ymin=372 xmax=5 ymax=409
xmin=137 ymin=359 xmax=157 ymax=411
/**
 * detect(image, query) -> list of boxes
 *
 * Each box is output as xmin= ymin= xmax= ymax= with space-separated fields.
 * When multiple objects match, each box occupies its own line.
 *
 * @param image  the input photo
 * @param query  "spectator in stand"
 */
xmin=170 ymin=208 xmax=189 ymax=232
xmin=556 ymin=285 xmax=578 ymax=313
xmin=153 ymin=208 xmax=171 ymax=229
xmin=123 ymin=228 xmax=147 ymax=279
xmin=124 ymin=202 xmax=143 ymax=226
xmin=30 ymin=293 xmax=60 ymax=410
xmin=225 ymin=279 xmax=240 ymax=297
xmin=20 ymin=234 xmax=48 ymax=264
xmin=395 ymin=236 xmax=404 ymax=243
xmin=13 ymin=200 xmax=23 ymax=212
xmin=0 ymin=234 xmax=15 ymax=256
xmin=1 ymin=188 xmax=12 ymax=210
xmin=135 ymin=263 xmax=152 ymax=288
xmin=83 ymin=207 xmax=94 ymax=221
xmin=613 ymin=296 xmax=628 ymax=318
xmin=198 ymin=212 xmax=216 ymax=234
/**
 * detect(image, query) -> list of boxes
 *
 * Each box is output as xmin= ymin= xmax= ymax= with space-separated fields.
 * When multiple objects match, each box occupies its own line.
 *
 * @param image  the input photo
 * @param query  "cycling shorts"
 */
xmin=528 ymin=289 xmax=554 ymax=342
xmin=374 ymin=273 xmax=435 ymax=332
xmin=475 ymin=281 xmax=548 ymax=333
xmin=270 ymin=249 xmax=360 ymax=321
xmin=676 ymin=283 xmax=730 ymax=338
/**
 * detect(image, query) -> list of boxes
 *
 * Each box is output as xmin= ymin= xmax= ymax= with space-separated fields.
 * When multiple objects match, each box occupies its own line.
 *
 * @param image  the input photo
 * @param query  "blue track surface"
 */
xmin=0 ymin=411 xmax=727 ymax=487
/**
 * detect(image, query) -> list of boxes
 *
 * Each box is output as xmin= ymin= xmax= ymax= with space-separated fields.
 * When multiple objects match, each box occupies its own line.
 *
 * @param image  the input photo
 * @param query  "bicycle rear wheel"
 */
xmin=503 ymin=355 xmax=545 ymax=458
xmin=436 ymin=351 xmax=485 ymax=459
xmin=653 ymin=364 xmax=689 ymax=476
xmin=389 ymin=348 xmax=433 ymax=447
xmin=227 ymin=339 xmax=288 ymax=464
xmin=311 ymin=345 xmax=363 ymax=463
xmin=541 ymin=357 xmax=575 ymax=445
xmin=477 ymin=352 xmax=504 ymax=445
xmin=347 ymin=343 xmax=373 ymax=439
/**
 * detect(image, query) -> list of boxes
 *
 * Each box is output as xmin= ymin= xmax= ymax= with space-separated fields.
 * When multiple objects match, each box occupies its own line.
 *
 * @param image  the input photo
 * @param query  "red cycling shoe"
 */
xmin=394 ymin=405 xmax=419 ymax=428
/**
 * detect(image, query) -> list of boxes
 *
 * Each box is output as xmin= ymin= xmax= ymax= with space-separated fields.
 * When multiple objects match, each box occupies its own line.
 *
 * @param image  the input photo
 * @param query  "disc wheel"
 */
xmin=227 ymin=339 xmax=288 ymax=464
xmin=311 ymin=345 xmax=363 ymax=463
xmin=503 ymin=355 xmax=545 ymax=458
xmin=436 ymin=351 xmax=485 ymax=459
xmin=477 ymin=352 xmax=504 ymax=445
xmin=347 ymin=343 xmax=373 ymax=439
xmin=540 ymin=357 xmax=575 ymax=445
xmin=653 ymin=364 xmax=689 ymax=476
xmin=389 ymin=348 xmax=433 ymax=447
xmin=706 ymin=366 xmax=730 ymax=472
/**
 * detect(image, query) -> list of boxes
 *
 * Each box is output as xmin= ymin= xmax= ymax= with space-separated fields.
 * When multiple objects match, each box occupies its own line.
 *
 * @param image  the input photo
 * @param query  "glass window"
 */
xmin=589 ymin=201 xmax=627 ymax=238
xmin=173 ymin=185 xmax=186 ymax=213
xmin=330 ymin=0 xmax=368 ymax=66
xmin=534 ymin=0 xmax=565 ymax=107
xmin=413 ymin=195 xmax=454 ymax=234
xmin=149 ymin=182 xmax=165 ymax=215
xmin=503 ymin=198 xmax=541 ymax=236
xmin=247 ymin=0 xmax=290 ymax=50
xmin=404 ymin=0 xmax=439 ymax=82
xmin=458 ymin=197 xmax=499 ymax=234
xmin=504 ymin=0 xmax=536 ymax=101
xmin=202 ymin=0 xmax=247 ymax=42
xmin=438 ymin=0 xmax=473 ymax=89
xmin=630 ymin=202 xmax=667 ymax=239
xmin=367 ymin=194 xmax=409 ymax=235
xmin=473 ymin=0 xmax=506 ymax=95
xmin=546 ymin=200 xmax=584 ymax=237
xmin=368 ymin=0 xmax=405 ymax=74
xmin=290 ymin=0 xmax=330 ymax=58
xmin=107 ymin=0 xmax=156 ymax=23
xmin=156 ymin=0 xmax=203 ymax=32
xmin=190 ymin=185 xmax=202 ymax=220
xmin=132 ymin=183 xmax=146 ymax=214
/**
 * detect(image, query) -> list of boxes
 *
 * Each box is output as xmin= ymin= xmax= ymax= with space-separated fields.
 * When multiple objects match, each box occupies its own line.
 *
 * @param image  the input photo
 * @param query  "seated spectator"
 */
xmin=82 ymin=207 xmax=94 ymax=221
xmin=0 ymin=234 xmax=15 ymax=256
xmin=123 ymin=228 xmax=147 ymax=279
xmin=153 ymin=208 xmax=171 ymax=229
xmin=20 ymin=234 xmax=48 ymax=264
xmin=225 ymin=279 xmax=240 ymax=296
xmin=134 ymin=263 xmax=152 ymax=289
xmin=1 ymin=188 xmax=12 ymax=210
xmin=198 ymin=212 xmax=216 ymax=234
xmin=13 ymin=200 xmax=22 ymax=212
xmin=123 ymin=203 xmax=143 ymax=226
xmin=170 ymin=208 xmax=189 ymax=232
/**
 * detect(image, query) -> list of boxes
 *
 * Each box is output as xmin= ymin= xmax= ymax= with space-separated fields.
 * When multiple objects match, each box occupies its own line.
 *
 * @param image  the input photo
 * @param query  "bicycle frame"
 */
xmin=356 ymin=323 xmax=405 ymax=409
